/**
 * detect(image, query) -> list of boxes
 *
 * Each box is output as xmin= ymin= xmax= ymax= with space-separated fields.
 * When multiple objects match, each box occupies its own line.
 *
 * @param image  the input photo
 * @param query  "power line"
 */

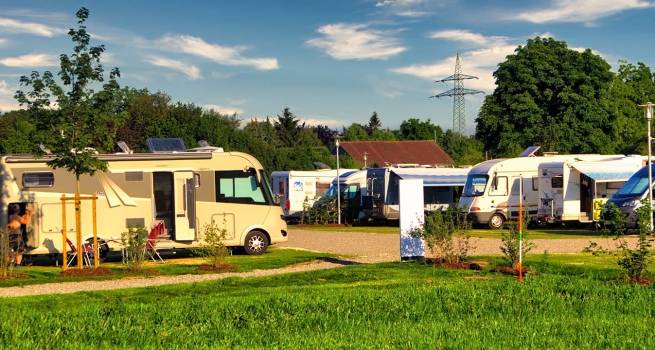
xmin=430 ymin=53 xmax=484 ymax=134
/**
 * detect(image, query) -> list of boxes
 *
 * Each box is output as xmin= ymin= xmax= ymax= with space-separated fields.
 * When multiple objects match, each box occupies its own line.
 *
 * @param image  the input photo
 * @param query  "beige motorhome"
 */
xmin=0 ymin=148 xmax=288 ymax=257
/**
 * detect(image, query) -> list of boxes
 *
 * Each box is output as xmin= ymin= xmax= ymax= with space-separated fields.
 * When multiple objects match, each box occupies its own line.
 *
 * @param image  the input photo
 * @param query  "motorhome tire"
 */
xmin=244 ymin=231 xmax=269 ymax=255
xmin=489 ymin=213 xmax=505 ymax=229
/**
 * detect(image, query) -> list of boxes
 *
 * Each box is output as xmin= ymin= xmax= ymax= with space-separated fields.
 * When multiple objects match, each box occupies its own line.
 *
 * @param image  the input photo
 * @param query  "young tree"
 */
xmin=274 ymin=107 xmax=305 ymax=147
xmin=14 ymin=7 xmax=124 ymax=268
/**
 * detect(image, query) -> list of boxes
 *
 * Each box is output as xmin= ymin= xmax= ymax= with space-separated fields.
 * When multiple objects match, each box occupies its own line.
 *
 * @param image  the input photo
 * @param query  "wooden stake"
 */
xmin=61 ymin=195 xmax=67 ymax=271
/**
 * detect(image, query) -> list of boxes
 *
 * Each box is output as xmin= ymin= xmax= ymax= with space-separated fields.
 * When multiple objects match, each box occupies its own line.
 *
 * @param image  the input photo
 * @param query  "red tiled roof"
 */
xmin=339 ymin=140 xmax=453 ymax=166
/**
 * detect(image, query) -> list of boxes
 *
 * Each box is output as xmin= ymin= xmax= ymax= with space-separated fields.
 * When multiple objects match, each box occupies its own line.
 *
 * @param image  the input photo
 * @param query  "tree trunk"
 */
xmin=75 ymin=178 xmax=82 ymax=269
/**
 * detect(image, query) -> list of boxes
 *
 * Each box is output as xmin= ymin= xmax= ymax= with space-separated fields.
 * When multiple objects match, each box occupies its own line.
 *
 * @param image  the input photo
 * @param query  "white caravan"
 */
xmin=459 ymin=153 xmax=623 ymax=229
xmin=537 ymin=155 xmax=644 ymax=224
xmin=0 ymin=146 xmax=288 ymax=257
xmin=362 ymin=167 xmax=470 ymax=221
xmin=270 ymin=169 xmax=354 ymax=220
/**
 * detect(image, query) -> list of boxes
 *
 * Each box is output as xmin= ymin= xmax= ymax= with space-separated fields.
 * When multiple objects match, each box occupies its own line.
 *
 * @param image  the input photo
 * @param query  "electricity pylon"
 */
xmin=430 ymin=53 xmax=484 ymax=134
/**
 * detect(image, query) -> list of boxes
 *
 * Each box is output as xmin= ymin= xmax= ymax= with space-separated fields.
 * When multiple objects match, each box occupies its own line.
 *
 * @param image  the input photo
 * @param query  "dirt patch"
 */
xmin=494 ymin=265 xmax=530 ymax=276
xmin=198 ymin=264 xmax=235 ymax=273
xmin=629 ymin=277 xmax=654 ymax=286
xmin=60 ymin=267 xmax=113 ymax=277
xmin=0 ymin=273 xmax=30 ymax=280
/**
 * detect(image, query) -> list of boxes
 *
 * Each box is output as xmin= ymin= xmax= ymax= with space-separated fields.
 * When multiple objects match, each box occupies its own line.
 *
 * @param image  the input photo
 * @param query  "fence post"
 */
xmin=61 ymin=195 xmax=67 ymax=271
xmin=92 ymin=194 xmax=99 ymax=268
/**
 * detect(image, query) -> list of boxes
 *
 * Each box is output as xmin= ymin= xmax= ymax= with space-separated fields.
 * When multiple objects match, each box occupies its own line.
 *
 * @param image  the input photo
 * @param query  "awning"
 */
xmin=571 ymin=159 xmax=643 ymax=182
xmin=392 ymin=168 xmax=469 ymax=187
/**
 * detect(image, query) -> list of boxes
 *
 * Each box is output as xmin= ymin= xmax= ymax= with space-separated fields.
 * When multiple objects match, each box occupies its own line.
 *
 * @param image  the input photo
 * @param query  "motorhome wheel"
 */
xmin=244 ymin=231 xmax=269 ymax=255
xmin=489 ymin=213 xmax=505 ymax=229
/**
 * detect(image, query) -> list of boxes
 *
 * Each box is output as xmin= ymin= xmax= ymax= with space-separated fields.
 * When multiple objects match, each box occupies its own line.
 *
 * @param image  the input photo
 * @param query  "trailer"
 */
xmin=362 ymin=167 xmax=469 ymax=221
xmin=537 ymin=155 xmax=644 ymax=224
xmin=270 ymin=169 xmax=355 ymax=220
xmin=1 ymin=145 xmax=288 ymax=257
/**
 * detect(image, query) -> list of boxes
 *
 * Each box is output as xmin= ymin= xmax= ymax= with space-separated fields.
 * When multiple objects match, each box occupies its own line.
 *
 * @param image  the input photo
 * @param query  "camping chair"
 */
xmin=145 ymin=221 xmax=166 ymax=263
xmin=64 ymin=237 xmax=93 ymax=267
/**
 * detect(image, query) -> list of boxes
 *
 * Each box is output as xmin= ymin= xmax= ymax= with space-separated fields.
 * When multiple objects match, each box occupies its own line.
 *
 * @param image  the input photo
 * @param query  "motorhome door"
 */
xmin=174 ymin=171 xmax=196 ymax=241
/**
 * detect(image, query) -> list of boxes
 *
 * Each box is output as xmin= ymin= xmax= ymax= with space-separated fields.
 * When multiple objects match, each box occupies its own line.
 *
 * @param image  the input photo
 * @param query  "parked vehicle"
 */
xmin=0 ymin=144 xmax=287 ymax=257
xmin=537 ymin=155 xmax=644 ymax=224
xmin=459 ymin=153 xmax=617 ymax=229
xmin=362 ymin=167 xmax=469 ymax=221
xmin=607 ymin=163 xmax=655 ymax=228
xmin=317 ymin=170 xmax=368 ymax=223
xmin=270 ymin=169 xmax=354 ymax=220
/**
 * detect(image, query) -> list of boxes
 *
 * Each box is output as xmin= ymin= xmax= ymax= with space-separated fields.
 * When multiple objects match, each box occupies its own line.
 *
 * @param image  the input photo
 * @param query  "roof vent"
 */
xmin=189 ymin=140 xmax=224 ymax=153
xmin=117 ymin=141 xmax=133 ymax=154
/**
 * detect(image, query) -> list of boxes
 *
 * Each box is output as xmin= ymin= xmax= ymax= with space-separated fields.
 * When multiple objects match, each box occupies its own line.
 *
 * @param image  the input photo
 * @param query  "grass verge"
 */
xmin=0 ymin=254 xmax=653 ymax=348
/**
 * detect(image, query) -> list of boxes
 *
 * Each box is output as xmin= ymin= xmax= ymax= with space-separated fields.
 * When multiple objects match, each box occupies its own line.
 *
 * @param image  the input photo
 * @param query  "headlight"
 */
xmin=621 ymin=199 xmax=641 ymax=208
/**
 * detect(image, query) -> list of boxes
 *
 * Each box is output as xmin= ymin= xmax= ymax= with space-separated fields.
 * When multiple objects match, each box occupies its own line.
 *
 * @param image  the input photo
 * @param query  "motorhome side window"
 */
xmin=532 ymin=176 xmax=538 ymax=191
xmin=215 ymin=170 xmax=268 ymax=204
xmin=551 ymin=176 xmax=563 ymax=189
xmin=489 ymin=176 xmax=508 ymax=196
xmin=22 ymin=172 xmax=54 ymax=188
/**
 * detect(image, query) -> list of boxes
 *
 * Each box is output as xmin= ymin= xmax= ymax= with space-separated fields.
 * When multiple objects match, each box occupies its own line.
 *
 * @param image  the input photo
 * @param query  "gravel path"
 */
xmin=0 ymin=260 xmax=349 ymax=298
xmin=281 ymin=229 xmax=638 ymax=262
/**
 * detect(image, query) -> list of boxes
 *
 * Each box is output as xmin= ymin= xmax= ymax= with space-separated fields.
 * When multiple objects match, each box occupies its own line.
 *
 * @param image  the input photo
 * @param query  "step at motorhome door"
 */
xmin=175 ymin=171 xmax=196 ymax=241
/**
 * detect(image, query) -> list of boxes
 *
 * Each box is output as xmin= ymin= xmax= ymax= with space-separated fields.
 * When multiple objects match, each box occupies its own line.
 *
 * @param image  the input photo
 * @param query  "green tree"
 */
xmin=399 ymin=118 xmax=443 ymax=141
xmin=476 ymin=37 xmax=617 ymax=157
xmin=441 ymin=130 xmax=485 ymax=166
xmin=274 ymin=107 xmax=304 ymax=147
xmin=343 ymin=123 xmax=369 ymax=141
xmin=367 ymin=111 xmax=381 ymax=135
xmin=15 ymin=7 xmax=123 ymax=180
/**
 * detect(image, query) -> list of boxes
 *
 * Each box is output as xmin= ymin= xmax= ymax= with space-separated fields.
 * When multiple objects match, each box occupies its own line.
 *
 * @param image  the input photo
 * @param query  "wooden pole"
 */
xmin=61 ymin=195 xmax=67 ymax=271
xmin=75 ymin=182 xmax=82 ymax=270
xmin=92 ymin=194 xmax=99 ymax=268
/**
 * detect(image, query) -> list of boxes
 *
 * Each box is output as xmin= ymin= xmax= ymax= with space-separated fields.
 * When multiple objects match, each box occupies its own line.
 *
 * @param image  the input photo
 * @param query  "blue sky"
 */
xmin=0 ymin=0 xmax=654 ymax=134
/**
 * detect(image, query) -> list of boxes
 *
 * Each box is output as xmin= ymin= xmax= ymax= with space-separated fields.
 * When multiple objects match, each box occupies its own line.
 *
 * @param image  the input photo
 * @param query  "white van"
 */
xmin=270 ymin=169 xmax=354 ymax=220
xmin=460 ymin=154 xmax=605 ymax=228
xmin=537 ymin=155 xmax=644 ymax=224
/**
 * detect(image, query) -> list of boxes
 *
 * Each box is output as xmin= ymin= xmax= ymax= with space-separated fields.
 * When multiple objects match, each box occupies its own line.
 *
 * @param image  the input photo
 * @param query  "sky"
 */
xmin=1 ymin=0 xmax=654 ymax=134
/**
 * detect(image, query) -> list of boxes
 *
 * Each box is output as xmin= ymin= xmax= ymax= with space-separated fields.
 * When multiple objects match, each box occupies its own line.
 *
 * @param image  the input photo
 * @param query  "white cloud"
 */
xmin=0 ymin=16 xmax=63 ymax=37
xmin=0 ymin=38 xmax=6 ymax=46
xmin=375 ymin=0 xmax=432 ymax=17
xmin=145 ymin=56 xmax=201 ymax=80
xmin=0 ymin=53 xmax=58 ymax=67
xmin=512 ymin=0 xmax=653 ymax=23
xmin=157 ymin=34 xmax=279 ymax=71
xmin=306 ymin=23 xmax=406 ymax=60
xmin=376 ymin=0 xmax=425 ymax=7
xmin=0 ymin=80 xmax=20 ymax=112
xmin=391 ymin=45 xmax=517 ymax=92
xmin=302 ymin=117 xmax=343 ymax=128
xmin=428 ymin=29 xmax=509 ymax=47
xmin=203 ymin=104 xmax=243 ymax=115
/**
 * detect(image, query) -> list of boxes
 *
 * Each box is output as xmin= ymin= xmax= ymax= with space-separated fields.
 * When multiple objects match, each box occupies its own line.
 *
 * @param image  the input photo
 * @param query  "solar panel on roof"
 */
xmin=519 ymin=146 xmax=541 ymax=157
xmin=146 ymin=138 xmax=187 ymax=153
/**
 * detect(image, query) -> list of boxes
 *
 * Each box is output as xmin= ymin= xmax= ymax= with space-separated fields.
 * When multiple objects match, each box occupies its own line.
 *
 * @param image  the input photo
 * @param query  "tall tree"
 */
xmin=476 ymin=37 xmax=617 ymax=157
xmin=367 ymin=111 xmax=381 ymax=135
xmin=274 ymin=107 xmax=304 ymax=147
xmin=398 ymin=118 xmax=443 ymax=141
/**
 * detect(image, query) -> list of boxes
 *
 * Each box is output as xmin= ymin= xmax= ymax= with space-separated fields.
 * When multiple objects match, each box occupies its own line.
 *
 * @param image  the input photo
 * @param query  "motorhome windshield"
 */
xmin=324 ymin=183 xmax=357 ymax=199
xmin=463 ymin=174 xmax=488 ymax=197
xmin=614 ymin=168 xmax=650 ymax=198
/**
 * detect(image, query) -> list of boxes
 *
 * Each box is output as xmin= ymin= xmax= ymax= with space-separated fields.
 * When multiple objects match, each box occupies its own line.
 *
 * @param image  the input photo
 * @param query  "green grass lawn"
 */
xmin=0 ymin=248 xmax=333 ymax=288
xmin=293 ymin=224 xmax=610 ymax=239
xmin=0 ymin=254 xmax=653 ymax=348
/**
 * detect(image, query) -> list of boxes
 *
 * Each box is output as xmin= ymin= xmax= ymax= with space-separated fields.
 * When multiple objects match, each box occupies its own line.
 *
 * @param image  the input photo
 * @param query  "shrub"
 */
xmin=412 ymin=206 xmax=472 ymax=264
xmin=196 ymin=221 xmax=229 ymax=268
xmin=0 ymin=230 xmax=14 ymax=278
xmin=616 ymin=199 xmax=652 ymax=282
xmin=302 ymin=196 xmax=339 ymax=225
xmin=500 ymin=222 xmax=534 ymax=269
xmin=121 ymin=226 xmax=148 ymax=272
xmin=601 ymin=202 xmax=625 ymax=235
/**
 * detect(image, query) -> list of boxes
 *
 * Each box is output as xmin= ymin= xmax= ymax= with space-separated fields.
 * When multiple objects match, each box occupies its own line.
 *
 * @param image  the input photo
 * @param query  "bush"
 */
xmin=121 ymin=226 xmax=148 ymax=272
xmin=500 ymin=222 xmax=534 ymax=269
xmin=616 ymin=199 xmax=652 ymax=282
xmin=301 ymin=196 xmax=339 ymax=225
xmin=196 ymin=221 xmax=229 ymax=268
xmin=412 ymin=206 xmax=472 ymax=264
xmin=601 ymin=202 xmax=626 ymax=235
xmin=0 ymin=230 xmax=14 ymax=278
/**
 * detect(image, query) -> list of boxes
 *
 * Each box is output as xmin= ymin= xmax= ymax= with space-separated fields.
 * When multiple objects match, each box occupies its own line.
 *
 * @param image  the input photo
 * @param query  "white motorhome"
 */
xmin=318 ymin=170 xmax=368 ymax=222
xmin=362 ymin=167 xmax=470 ymax=221
xmin=537 ymin=155 xmax=644 ymax=224
xmin=0 ymin=144 xmax=288 ymax=257
xmin=270 ymin=169 xmax=354 ymax=220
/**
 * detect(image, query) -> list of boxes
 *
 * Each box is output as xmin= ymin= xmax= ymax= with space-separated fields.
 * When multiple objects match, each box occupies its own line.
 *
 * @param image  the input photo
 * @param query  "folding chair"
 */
xmin=65 ymin=237 xmax=93 ymax=267
xmin=145 ymin=221 xmax=166 ymax=263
